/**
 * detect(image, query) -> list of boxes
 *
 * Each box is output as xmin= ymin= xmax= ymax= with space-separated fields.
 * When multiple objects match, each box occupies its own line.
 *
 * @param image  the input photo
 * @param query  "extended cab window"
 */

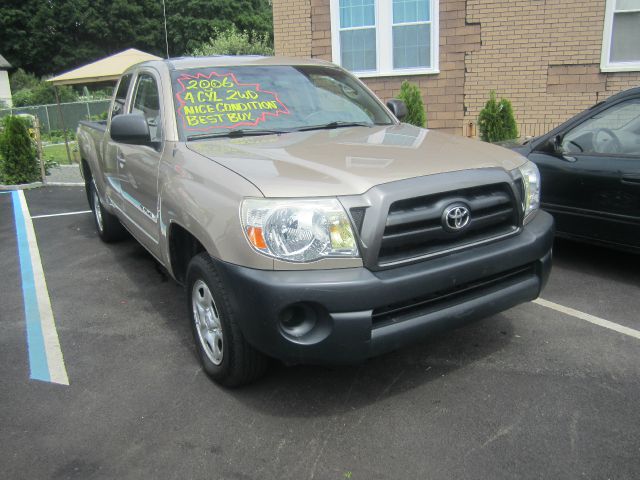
xmin=111 ymin=74 xmax=132 ymax=119
xmin=131 ymin=73 xmax=162 ymax=143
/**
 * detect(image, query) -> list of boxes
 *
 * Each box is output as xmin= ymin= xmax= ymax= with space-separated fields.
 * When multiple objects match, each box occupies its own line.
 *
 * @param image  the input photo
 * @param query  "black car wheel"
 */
xmin=89 ymin=180 xmax=127 ymax=243
xmin=186 ymin=252 xmax=268 ymax=387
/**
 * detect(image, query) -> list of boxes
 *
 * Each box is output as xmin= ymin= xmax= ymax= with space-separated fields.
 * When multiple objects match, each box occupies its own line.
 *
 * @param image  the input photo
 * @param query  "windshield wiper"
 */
xmin=294 ymin=121 xmax=379 ymax=132
xmin=187 ymin=129 xmax=289 ymax=141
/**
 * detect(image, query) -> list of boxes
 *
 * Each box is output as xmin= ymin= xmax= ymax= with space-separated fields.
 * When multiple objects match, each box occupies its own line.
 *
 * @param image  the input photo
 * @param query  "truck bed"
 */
xmin=78 ymin=120 xmax=107 ymax=132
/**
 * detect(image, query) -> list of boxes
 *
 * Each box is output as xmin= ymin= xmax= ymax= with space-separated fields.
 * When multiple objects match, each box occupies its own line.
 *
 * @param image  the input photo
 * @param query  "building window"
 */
xmin=331 ymin=0 xmax=439 ymax=77
xmin=601 ymin=0 xmax=640 ymax=72
xmin=339 ymin=0 xmax=377 ymax=71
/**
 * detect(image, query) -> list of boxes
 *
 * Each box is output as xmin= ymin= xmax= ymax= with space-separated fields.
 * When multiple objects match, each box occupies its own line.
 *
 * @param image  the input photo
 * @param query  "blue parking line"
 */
xmin=11 ymin=190 xmax=51 ymax=382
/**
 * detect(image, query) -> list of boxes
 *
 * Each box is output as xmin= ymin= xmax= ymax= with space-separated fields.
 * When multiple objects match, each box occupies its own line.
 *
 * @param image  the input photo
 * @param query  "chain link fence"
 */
xmin=0 ymin=100 xmax=110 ymax=136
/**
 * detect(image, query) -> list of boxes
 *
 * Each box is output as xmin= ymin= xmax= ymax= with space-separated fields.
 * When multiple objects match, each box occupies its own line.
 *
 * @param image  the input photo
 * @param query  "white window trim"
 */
xmin=330 ymin=0 xmax=439 ymax=78
xmin=601 ymin=0 xmax=640 ymax=72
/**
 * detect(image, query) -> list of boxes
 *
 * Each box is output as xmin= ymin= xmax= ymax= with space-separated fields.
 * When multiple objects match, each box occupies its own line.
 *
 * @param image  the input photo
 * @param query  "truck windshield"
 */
xmin=170 ymin=65 xmax=395 ymax=140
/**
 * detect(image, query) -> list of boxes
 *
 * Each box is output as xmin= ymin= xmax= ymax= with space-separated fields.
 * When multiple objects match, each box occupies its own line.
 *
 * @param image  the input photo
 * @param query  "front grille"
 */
xmin=349 ymin=207 xmax=367 ymax=234
xmin=378 ymin=183 xmax=519 ymax=266
xmin=371 ymin=264 xmax=535 ymax=328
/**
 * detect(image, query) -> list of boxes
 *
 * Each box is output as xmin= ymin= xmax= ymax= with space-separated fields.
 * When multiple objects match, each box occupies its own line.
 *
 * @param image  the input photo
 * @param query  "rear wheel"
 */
xmin=89 ymin=180 xmax=127 ymax=243
xmin=186 ymin=252 xmax=268 ymax=387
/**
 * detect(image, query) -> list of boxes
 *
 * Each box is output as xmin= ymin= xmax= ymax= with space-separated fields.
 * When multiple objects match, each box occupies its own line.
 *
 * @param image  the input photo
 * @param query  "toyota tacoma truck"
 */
xmin=77 ymin=56 xmax=553 ymax=387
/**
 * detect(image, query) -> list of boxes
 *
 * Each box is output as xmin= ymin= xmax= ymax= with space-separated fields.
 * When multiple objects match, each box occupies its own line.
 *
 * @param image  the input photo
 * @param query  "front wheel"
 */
xmin=88 ymin=180 xmax=126 ymax=243
xmin=186 ymin=253 xmax=268 ymax=387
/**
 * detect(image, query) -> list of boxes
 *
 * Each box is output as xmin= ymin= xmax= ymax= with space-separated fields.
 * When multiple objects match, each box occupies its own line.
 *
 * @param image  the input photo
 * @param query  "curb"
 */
xmin=0 ymin=181 xmax=85 ymax=191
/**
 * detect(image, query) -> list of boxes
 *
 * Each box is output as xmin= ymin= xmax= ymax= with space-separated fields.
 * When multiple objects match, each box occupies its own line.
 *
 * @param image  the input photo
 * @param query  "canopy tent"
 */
xmin=48 ymin=48 xmax=161 ymax=86
xmin=44 ymin=48 xmax=162 ymax=170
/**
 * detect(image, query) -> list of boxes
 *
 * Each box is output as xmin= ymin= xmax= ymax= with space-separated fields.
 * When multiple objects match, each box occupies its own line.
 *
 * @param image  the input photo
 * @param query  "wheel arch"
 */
xmin=167 ymin=221 xmax=210 ymax=285
xmin=80 ymin=158 xmax=93 ymax=206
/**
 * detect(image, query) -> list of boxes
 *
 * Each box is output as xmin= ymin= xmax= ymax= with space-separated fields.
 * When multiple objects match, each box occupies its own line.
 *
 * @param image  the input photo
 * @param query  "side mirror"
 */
xmin=111 ymin=114 xmax=151 ymax=145
xmin=547 ymin=133 xmax=576 ymax=162
xmin=552 ymin=134 xmax=563 ymax=152
xmin=386 ymin=99 xmax=408 ymax=121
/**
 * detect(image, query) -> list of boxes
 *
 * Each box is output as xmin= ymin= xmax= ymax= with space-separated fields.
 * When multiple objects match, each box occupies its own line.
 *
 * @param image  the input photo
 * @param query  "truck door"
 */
xmin=117 ymin=71 xmax=164 ymax=257
xmin=101 ymin=73 xmax=133 ymax=211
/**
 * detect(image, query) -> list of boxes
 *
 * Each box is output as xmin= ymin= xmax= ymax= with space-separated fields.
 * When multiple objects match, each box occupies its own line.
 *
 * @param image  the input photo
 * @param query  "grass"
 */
xmin=42 ymin=142 xmax=78 ymax=165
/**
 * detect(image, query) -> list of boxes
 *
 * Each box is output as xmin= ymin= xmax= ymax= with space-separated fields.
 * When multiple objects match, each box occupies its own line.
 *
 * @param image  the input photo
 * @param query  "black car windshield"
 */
xmin=170 ymin=65 xmax=395 ymax=140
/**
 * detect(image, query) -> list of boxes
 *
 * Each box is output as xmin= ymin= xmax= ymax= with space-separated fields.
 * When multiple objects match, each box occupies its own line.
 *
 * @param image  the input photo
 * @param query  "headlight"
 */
xmin=518 ymin=160 xmax=541 ymax=221
xmin=241 ymin=198 xmax=359 ymax=262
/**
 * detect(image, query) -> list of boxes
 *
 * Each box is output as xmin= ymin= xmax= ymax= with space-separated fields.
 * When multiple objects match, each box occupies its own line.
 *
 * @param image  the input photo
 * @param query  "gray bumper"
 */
xmin=214 ymin=210 xmax=554 ymax=365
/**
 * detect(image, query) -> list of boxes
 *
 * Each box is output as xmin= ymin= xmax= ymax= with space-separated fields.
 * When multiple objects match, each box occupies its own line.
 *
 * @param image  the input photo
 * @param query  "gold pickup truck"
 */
xmin=77 ymin=56 xmax=553 ymax=387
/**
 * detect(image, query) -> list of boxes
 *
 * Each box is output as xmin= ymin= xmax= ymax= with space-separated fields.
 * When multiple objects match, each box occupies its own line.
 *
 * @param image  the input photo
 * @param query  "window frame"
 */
xmin=601 ymin=0 xmax=640 ymax=72
xmin=110 ymin=73 xmax=133 ymax=121
xmin=129 ymin=69 xmax=165 ymax=147
xmin=562 ymin=96 xmax=640 ymax=158
xmin=330 ymin=0 xmax=440 ymax=78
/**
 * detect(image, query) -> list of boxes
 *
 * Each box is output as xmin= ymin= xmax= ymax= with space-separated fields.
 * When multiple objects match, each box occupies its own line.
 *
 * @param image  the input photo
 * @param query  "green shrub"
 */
xmin=191 ymin=26 xmax=274 ymax=56
xmin=397 ymin=81 xmax=426 ymax=128
xmin=478 ymin=90 xmax=518 ymax=142
xmin=10 ymin=69 xmax=78 ymax=107
xmin=0 ymin=116 xmax=40 ymax=184
xmin=87 ymin=111 xmax=109 ymax=122
xmin=41 ymin=129 xmax=77 ymax=144
xmin=9 ymin=69 xmax=40 ymax=93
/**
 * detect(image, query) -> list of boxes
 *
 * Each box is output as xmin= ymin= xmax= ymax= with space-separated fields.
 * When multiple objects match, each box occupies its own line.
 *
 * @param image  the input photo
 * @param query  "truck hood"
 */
xmin=186 ymin=124 xmax=527 ymax=197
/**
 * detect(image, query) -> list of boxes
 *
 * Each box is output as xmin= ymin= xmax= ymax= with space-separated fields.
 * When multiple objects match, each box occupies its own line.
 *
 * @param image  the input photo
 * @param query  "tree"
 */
xmin=9 ymin=69 xmax=40 ymax=93
xmin=191 ymin=26 xmax=274 ymax=56
xmin=10 ymin=69 xmax=78 ymax=107
xmin=165 ymin=0 xmax=273 ymax=56
xmin=397 ymin=81 xmax=426 ymax=128
xmin=0 ymin=116 xmax=40 ymax=184
xmin=478 ymin=91 xmax=519 ymax=142
xmin=0 ymin=0 xmax=274 ymax=78
xmin=497 ymin=97 xmax=518 ymax=141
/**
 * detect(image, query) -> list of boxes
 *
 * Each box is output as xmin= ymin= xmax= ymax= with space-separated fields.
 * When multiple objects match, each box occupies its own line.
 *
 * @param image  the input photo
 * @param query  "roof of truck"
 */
xmin=136 ymin=55 xmax=335 ymax=72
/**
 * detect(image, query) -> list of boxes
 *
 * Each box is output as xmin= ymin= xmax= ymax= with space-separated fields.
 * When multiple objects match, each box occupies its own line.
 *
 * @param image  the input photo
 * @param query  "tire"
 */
xmin=186 ymin=252 xmax=268 ymax=387
xmin=89 ymin=180 xmax=127 ymax=243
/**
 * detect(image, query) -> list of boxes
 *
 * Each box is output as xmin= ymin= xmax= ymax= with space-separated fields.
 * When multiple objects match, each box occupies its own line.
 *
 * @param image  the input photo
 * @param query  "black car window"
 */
xmin=562 ymin=98 xmax=640 ymax=156
xmin=111 ymin=74 xmax=132 ymax=119
xmin=131 ymin=73 xmax=162 ymax=143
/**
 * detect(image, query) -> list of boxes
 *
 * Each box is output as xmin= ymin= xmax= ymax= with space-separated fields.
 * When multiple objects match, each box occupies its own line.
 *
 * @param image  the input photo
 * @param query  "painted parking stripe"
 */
xmin=534 ymin=298 xmax=640 ymax=340
xmin=11 ymin=190 xmax=69 ymax=385
xmin=31 ymin=210 xmax=91 ymax=219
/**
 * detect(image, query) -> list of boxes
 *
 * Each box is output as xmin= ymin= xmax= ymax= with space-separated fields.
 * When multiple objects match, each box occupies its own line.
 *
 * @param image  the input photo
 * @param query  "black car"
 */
xmin=510 ymin=87 xmax=640 ymax=253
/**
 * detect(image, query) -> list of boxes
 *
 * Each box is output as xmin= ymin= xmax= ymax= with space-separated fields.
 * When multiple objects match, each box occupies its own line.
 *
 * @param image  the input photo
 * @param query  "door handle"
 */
xmin=621 ymin=174 xmax=640 ymax=186
xmin=116 ymin=152 xmax=126 ymax=165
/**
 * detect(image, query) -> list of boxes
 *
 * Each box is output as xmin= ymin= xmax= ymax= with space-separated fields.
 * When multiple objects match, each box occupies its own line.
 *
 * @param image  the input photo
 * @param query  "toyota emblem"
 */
xmin=442 ymin=203 xmax=471 ymax=232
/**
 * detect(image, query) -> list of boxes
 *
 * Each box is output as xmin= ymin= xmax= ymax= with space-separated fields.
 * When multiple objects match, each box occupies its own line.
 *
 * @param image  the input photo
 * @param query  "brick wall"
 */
xmin=281 ymin=0 xmax=477 ymax=135
xmin=465 ymin=0 xmax=640 ymax=138
xmin=272 ymin=0 xmax=640 ymax=137
xmin=273 ymin=0 xmax=312 ymax=57
xmin=361 ymin=0 xmax=478 ymax=134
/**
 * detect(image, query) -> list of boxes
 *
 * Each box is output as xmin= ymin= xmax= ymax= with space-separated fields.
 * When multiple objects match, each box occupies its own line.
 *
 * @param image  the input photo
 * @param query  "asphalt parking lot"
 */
xmin=1 ymin=186 xmax=639 ymax=480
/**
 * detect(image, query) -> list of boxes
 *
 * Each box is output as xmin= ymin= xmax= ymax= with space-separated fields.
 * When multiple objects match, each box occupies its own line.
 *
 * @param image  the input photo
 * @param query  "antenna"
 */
xmin=162 ymin=0 xmax=170 ymax=58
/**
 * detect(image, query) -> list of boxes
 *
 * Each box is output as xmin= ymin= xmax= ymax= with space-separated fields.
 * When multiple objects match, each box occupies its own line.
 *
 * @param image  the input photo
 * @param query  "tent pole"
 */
xmin=54 ymin=86 xmax=73 ymax=164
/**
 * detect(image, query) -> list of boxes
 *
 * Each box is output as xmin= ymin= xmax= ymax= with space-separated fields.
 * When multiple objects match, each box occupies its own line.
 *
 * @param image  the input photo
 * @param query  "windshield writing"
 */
xmin=171 ymin=65 xmax=393 ymax=139
xmin=175 ymin=71 xmax=290 ymax=131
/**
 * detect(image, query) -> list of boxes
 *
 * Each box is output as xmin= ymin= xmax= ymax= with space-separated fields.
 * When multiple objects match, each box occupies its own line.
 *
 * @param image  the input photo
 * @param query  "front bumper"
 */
xmin=215 ymin=211 xmax=554 ymax=365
